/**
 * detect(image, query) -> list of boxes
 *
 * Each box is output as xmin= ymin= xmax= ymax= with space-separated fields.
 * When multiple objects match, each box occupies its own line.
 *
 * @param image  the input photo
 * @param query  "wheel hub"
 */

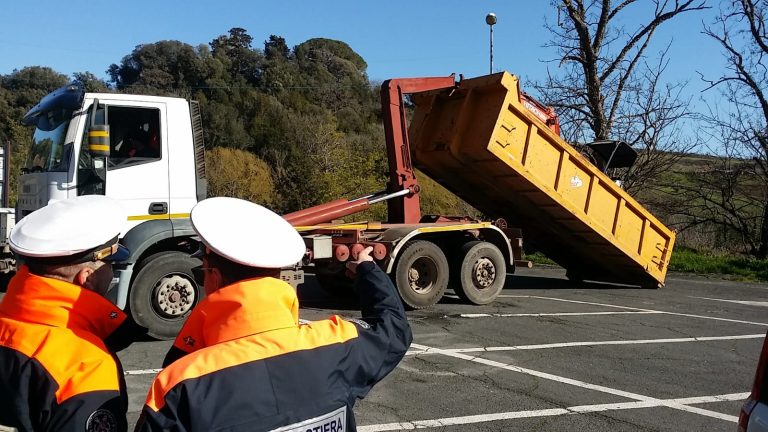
xmin=408 ymin=257 xmax=437 ymax=293
xmin=154 ymin=275 xmax=196 ymax=318
xmin=472 ymin=257 xmax=496 ymax=289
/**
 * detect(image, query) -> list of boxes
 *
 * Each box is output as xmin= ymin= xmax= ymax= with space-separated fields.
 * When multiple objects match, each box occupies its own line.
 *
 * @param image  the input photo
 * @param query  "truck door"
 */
xmin=77 ymin=102 xmax=169 ymax=230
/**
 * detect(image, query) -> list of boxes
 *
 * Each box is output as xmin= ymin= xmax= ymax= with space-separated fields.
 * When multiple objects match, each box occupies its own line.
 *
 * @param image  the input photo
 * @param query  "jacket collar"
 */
xmin=197 ymin=277 xmax=299 ymax=347
xmin=0 ymin=266 xmax=126 ymax=339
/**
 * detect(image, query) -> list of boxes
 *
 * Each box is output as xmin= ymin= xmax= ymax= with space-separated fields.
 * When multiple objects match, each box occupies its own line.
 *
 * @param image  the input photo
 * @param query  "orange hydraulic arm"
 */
xmin=282 ymin=73 xmax=561 ymax=227
xmin=381 ymin=76 xmax=457 ymax=224
xmin=283 ymin=189 xmax=410 ymax=227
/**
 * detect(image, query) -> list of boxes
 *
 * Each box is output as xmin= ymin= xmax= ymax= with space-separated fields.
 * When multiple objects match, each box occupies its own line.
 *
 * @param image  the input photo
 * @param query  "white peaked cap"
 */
xmin=191 ymin=197 xmax=305 ymax=268
xmin=10 ymin=195 xmax=127 ymax=260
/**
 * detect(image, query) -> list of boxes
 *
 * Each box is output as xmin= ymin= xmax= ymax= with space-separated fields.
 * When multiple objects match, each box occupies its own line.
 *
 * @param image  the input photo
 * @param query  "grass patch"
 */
xmin=669 ymin=248 xmax=768 ymax=282
xmin=525 ymin=247 xmax=768 ymax=282
xmin=525 ymin=251 xmax=558 ymax=266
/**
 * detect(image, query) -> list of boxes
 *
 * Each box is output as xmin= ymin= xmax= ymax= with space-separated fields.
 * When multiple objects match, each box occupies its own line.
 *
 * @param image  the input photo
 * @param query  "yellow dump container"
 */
xmin=409 ymin=72 xmax=675 ymax=288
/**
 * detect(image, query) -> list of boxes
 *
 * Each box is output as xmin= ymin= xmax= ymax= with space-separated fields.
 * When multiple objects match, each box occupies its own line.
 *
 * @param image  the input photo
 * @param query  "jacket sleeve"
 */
xmin=49 ymin=391 xmax=128 ymax=432
xmin=133 ymin=407 xmax=182 ymax=432
xmin=345 ymin=261 xmax=412 ymax=400
xmin=161 ymin=346 xmax=187 ymax=368
xmin=160 ymin=306 xmax=207 ymax=368
xmin=133 ymin=389 xmax=193 ymax=432
xmin=104 ymin=318 xmax=147 ymax=353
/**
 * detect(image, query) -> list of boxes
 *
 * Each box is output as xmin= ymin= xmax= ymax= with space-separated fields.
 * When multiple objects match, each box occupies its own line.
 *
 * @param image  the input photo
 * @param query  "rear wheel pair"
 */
xmin=314 ymin=240 xmax=507 ymax=309
xmin=392 ymin=240 xmax=506 ymax=309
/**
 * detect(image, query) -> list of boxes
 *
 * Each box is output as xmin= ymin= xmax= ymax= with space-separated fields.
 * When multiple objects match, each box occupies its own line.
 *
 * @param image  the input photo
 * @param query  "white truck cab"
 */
xmin=18 ymin=83 xmax=207 ymax=339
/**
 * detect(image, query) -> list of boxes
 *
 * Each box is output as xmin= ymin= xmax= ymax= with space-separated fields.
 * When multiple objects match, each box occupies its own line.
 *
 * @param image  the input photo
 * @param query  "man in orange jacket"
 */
xmin=0 ymin=196 xmax=138 ymax=432
xmin=136 ymin=197 xmax=412 ymax=432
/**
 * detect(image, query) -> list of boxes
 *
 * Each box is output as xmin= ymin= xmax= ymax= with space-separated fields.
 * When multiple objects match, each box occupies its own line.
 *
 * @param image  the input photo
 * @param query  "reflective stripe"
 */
xmin=127 ymin=213 xmax=189 ymax=221
xmin=294 ymin=223 xmax=370 ymax=232
xmin=88 ymin=130 xmax=109 ymax=137
xmin=270 ymin=406 xmax=346 ymax=432
xmin=417 ymin=222 xmax=491 ymax=233
xmin=147 ymin=278 xmax=360 ymax=412
xmin=89 ymin=144 xmax=110 ymax=152
xmin=0 ymin=267 xmax=125 ymax=403
xmin=149 ymin=320 xmax=360 ymax=411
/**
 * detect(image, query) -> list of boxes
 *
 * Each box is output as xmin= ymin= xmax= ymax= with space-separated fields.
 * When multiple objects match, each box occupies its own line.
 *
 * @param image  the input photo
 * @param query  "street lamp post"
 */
xmin=486 ymin=12 xmax=497 ymax=74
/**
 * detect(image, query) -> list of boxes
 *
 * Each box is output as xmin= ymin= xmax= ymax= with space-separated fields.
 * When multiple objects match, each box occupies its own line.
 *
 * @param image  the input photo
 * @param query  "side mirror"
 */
xmin=87 ymin=99 xmax=110 ymax=158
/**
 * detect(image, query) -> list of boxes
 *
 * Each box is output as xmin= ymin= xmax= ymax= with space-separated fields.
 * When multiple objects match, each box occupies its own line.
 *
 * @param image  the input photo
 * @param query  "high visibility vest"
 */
xmin=138 ymin=262 xmax=412 ymax=432
xmin=0 ymin=266 xmax=130 ymax=432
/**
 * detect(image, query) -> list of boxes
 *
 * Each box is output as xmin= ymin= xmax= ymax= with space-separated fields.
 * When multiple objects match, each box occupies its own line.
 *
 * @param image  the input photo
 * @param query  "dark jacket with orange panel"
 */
xmin=136 ymin=262 xmax=411 ymax=432
xmin=0 ymin=266 xmax=132 ymax=432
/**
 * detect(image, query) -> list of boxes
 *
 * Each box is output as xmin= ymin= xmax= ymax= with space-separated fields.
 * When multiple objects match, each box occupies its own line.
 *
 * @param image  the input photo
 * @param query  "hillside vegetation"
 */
xmin=0 ymin=28 xmax=765 ymax=279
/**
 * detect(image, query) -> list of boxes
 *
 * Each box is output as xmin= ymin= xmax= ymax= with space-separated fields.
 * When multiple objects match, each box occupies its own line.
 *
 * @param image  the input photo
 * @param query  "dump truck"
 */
xmin=289 ymin=72 xmax=675 ymax=301
xmin=7 ymin=71 xmax=674 ymax=339
xmin=408 ymin=72 xmax=675 ymax=288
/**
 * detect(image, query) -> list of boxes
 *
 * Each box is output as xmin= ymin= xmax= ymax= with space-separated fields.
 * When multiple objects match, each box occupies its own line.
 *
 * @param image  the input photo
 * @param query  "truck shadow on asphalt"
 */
xmin=503 ymin=273 xmax=644 ymax=291
xmin=297 ymin=272 xmax=643 ymax=311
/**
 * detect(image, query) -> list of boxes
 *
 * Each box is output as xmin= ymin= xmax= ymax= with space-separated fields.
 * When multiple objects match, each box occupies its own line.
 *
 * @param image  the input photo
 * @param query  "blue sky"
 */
xmin=0 ymin=1 xmax=725 ymax=96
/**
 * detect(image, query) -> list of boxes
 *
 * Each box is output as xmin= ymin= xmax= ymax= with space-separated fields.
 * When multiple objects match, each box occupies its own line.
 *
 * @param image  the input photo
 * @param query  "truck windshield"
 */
xmin=24 ymin=108 xmax=73 ymax=173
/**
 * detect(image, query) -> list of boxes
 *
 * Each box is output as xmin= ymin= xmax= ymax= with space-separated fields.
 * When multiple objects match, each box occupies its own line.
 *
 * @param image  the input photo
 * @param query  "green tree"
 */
xmin=265 ymin=111 xmax=384 ymax=214
xmin=73 ymin=72 xmax=110 ymax=92
xmin=260 ymin=36 xmax=300 ymax=98
xmin=210 ymin=27 xmax=263 ymax=84
xmin=293 ymin=38 xmax=374 ymax=131
xmin=108 ymin=40 xmax=209 ymax=95
xmin=0 ymin=67 xmax=69 ymax=205
xmin=418 ymin=171 xmax=482 ymax=219
xmin=265 ymin=35 xmax=290 ymax=60
xmin=205 ymin=147 xmax=275 ymax=206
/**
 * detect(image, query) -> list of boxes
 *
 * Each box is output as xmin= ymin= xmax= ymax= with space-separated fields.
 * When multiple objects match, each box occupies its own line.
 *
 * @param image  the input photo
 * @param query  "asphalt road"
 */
xmin=7 ymin=267 xmax=768 ymax=431
xmin=119 ymin=267 xmax=766 ymax=431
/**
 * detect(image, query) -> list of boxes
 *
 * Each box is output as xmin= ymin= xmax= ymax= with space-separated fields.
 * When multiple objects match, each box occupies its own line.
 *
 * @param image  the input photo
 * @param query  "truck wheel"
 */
xmin=393 ymin=240 xmax=449 ymax=309
xmin=452 ymin=241 xmax=506 ymax=305
xmin=129 ymin=251 xmax=203 ymax=340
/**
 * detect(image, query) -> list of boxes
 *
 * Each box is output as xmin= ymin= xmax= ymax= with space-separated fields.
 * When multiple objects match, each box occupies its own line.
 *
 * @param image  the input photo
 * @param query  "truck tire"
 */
xmin=452 ymin=241 xmax=506 ymax=305
xmin=129 ymin=251 xmax=203 ymax=340
xmin=393 ymin=240 xmax=449 ymax=309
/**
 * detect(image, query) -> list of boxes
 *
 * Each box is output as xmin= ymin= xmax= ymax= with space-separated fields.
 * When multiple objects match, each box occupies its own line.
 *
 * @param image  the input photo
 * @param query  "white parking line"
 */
xmin=405 ymin=334 xmax=765 ymax=355
xmin=124 ymin=368 xmax=162 ymax=376
xmin=358 ymin=392 xmax=747 ymax=431
xmin=397 ymin=364 xmax=455 ymax=376
xmin=525 ymin=296 xmax=768 ymax=326
xmin=410 ymin=343 xmax=740 ymax=424
xmin=124 ymin=335 xmax=761 ymax=375
xmin=692 ymin=296 xmax=768 ymax=307
xmin=128 ymin=333 xmax=765 ymax=374
xmin=458 ymin=311 xmax=661 ymax=318
xmin=667 ymin=276 xmax=768 ymax=290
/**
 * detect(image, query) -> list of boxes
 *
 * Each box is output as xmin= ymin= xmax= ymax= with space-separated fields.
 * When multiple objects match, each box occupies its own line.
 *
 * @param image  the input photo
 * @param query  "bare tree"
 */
xmin=696 ymin=0 xmax=768 ymax=256
xmin=613 ymin=50 xmax=699 ymax=194
xmin=655 ymin=106 xmax=763 ymax=253
xmin=531 ymin=0 xmax=706 ymax=195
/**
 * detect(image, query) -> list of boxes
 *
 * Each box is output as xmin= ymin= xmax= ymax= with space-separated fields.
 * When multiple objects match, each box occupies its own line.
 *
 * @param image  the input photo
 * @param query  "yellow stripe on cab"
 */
xmin=128 ymin=213 xmax=190 ymax=221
